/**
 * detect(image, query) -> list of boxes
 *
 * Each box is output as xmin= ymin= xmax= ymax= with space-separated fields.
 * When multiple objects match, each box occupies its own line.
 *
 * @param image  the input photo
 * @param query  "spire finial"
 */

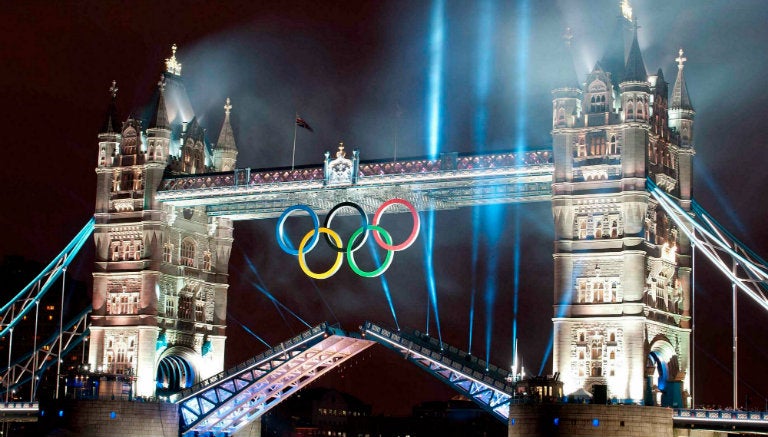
xmin=224 ymin=97 xmax=232 ymax=116
xmin=109 ymin=80 xmax=118 ymax=98
xmin=157 ymin=76 xmax=166 ymax=93
xmin=675 ymin=48 xmax=687 ymax=70
xmin=621 ymin=0 xmax=633 ymax=23
xmin=165 ymin=43 xmax=182 ymax=76
xmin=563 ymin=27 xmax=574 ymax=48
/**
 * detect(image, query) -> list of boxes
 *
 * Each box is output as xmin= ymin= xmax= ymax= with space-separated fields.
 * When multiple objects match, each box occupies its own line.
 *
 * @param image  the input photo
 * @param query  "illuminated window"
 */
xmin=578 ymin=217 xmax=588 ymax=239
xmin=163 ymin=243 xmax=173 ymax=263
xmin=203 ymin=251 xmax=212 ymax=271
xmin=577 ymin=138 xmax=587 ymax=157
xmin=165 ymin=295 xmax=177 ymax=318
xmin=610 ymin=219 xmax=619 ymax=238
xmin=593 ymin=215 xmax=603 ymax=239
xmin=180 ymin=238 xmax=196 ymax=267
xmin=608 ymin=135 xmax=618 ymax=155
xmin=594 ymin=282 xmax=605 ymax=302
xmin=179 ymin=296 xmax=193 ymax=320
xmin=578 ymin=280 xmax=587 ymax=303
xmin=112 ymin=170 xmax=121 ymax=192
xmin=111 ymin=242 xmax=120 ymax=261
xmin=121 ymin=170 xmax=134 ymax=192
xmin=588 ymin=134 xmax=606 ymax=156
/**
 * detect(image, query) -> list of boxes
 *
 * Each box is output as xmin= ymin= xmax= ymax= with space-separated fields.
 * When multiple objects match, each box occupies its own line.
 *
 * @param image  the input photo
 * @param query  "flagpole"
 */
xmin=292 ymin=112 xmax=298 ymax=170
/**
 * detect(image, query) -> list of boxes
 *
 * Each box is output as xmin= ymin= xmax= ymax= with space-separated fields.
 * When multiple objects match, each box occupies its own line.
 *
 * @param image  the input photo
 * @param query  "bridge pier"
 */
xmin=507 ymin=404 xmax=673 ymax=437
xmin=37 ymin=399 xmax=178 ymax=437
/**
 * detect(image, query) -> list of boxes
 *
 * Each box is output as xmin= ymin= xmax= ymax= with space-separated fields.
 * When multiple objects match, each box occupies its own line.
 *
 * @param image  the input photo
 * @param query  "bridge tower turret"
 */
xmin=89 ymin=45 xmax=233 ymax=399
xmin=551 ymin=6 xmax=692 ymax=408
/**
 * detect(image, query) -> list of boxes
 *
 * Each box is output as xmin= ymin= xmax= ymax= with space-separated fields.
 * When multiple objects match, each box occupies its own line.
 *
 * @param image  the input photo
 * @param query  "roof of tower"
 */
xmin=622 ymin=25 xmax=647 ymax=83
xmin=599 ymin=13 xmax=630 ymax=87
xmin=100 ymin=80 xmax=121 ymax=134
xmin=553 ymin=28 xmax=581 ymax=90
xmin=148 ymin=76 xmax=170 ymax=130
xmin=670 ymin=48 xmax=694 ymax=111
xmin=216 ymin=98 xmax=237 ymax=152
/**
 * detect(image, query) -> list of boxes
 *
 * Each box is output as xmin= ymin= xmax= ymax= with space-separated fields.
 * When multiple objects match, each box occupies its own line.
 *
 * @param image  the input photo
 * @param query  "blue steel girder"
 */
xmin=176 ymin=324 xmax=373 ymax=436
xmin=362 ymin=322 xmax=514 ymax=422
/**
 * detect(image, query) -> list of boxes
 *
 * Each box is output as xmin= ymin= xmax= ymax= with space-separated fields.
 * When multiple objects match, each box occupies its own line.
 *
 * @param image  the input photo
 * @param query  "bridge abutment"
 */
xmin=507 ymin=404 xmax=673 ymax=437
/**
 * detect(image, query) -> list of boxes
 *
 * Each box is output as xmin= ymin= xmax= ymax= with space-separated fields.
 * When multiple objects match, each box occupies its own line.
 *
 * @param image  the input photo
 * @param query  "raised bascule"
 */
xmin=4 ymin=2 xmax=768 ymax=437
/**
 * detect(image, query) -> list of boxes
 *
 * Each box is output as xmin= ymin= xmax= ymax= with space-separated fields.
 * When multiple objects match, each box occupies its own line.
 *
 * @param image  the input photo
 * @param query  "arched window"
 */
xmin=180 ymin=238 xmax=196 ymax=267
xmin=557 ymin=108 xmax=566 ymax=126
xmin=610 ymin=220 xmax=618 ymax=238
xmin=609 ymin=136 xmax=617 ymax=155
xmin=594 ymin=216 xmax=603 ymax=239
xmin=163 ymin=243 xmax=173 ymax=263
xmin=609 ymin=332 xmax=616 ymax=342
xmin=627 ymin=103 xmax=634 ymax=120
xmin=579 ymin=332 xmax=586 ymax=343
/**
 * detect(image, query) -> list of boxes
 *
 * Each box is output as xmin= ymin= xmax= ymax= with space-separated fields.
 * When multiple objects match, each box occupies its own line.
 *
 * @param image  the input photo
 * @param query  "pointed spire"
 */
xmin=165 ymin=44 xmax=182 ymax=76
xmin=101 ymin=80 xmax=121 ymax=134
xmin=671 ymin=48 xmax=694 ymax=111
xmin=622 ymin=22 xmax=647 ymax=83
xmin=149 ymin=76 xmax=170 ymax=130
xmin=554 ymin=28 xmax=581 ymax=90
xmin=216 ymin=98 xmax=237 ymax=151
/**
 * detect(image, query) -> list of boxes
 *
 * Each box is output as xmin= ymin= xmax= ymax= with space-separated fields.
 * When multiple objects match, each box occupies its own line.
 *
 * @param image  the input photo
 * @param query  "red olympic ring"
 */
xmin=372 ymin=198 xmax=421 ymax=251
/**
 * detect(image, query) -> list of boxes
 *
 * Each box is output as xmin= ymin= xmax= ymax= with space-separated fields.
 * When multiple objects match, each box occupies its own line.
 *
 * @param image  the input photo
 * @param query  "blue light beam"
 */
xmin=367 ymin=236 xmax=400 ymax=330
xmin=423 ymin=0 xmax=446 ymax=347
xmin=469 ymin=0 xmax=495 ymax=356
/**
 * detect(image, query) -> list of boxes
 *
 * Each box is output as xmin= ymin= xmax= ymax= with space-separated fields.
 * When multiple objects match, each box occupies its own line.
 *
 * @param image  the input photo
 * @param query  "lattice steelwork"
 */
xmin=156 ymin=150 xmax=554 ymax=220
xmin=648 ymin=179 xmax=768 ymax=313
xmin=674 ymin=409 xmax=768 ymax=433
xmin=174 ymin=323 xmax=373 ymax=436
xmin=362 ymin=322 xmax=515 ymax=422
xmin=0 ymin=306 xmax=91 ymax=399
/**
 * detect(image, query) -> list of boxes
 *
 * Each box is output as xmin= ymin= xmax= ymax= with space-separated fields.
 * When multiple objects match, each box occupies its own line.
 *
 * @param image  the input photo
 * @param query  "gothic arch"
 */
xmin=156 ymin=345 xmax=200 ymax=394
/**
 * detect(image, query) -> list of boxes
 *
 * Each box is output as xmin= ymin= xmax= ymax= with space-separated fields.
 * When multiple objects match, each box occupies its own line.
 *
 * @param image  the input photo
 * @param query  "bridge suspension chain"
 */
xmin=648 ymin=179 xmax=768 ymax=313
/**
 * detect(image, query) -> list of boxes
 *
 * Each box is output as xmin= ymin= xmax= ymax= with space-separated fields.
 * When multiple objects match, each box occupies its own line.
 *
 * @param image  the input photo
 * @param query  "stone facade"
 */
xmin=551 ymin=9 xmax=694 ymax=405
xmin=508 ymin=404 xmax=673 ymax=437
xmin=89 ymin=46 xmax=237 ymax=398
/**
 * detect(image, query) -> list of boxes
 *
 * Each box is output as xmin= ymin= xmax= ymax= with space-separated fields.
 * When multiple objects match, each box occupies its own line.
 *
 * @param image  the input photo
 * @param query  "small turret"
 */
xmin=552 ymin=28 xmax=582 ymax=129
xmin=213 ymin=98 xmax=238 ymax=171
xmin=147 ymin=76 xmax=171 ymax=163
xmin=619 ymin=24 xmax=650 ymax=123
xmin=669 ymin=48 xmax=695 ymax=147
xmin=97 ymin=81 xmax=121 ymax=168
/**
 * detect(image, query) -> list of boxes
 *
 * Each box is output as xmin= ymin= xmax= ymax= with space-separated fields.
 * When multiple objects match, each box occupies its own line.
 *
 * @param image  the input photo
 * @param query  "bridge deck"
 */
xmin=156 ymin=150 xmax=553 ymax=219
xmin=362 ymin=322 xmax=515 ymax=422
xmin=174 ymin=323 xmax=373 ymax=436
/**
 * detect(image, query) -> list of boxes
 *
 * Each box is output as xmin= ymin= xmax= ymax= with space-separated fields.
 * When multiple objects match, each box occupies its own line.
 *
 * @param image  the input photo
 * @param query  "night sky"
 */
xmin=2 ymin=0 xmax=768 ymax=415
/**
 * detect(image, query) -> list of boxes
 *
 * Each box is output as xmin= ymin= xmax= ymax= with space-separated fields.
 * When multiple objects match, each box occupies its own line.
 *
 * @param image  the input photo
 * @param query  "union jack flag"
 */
xmin=296 ymin=117 xmax=313 ymax=132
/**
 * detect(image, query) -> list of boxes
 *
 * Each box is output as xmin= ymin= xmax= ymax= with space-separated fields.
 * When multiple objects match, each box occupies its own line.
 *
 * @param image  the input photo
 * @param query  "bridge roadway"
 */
xmin=155 ymin=150 xmax=554 ymax=219
xmin=169 ymin=320 xmax=768 ymax=436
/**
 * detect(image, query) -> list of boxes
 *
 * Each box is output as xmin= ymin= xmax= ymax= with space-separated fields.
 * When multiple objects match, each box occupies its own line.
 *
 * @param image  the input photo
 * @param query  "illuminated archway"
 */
xmin=156 ymin=347 xmax=198 ymax=395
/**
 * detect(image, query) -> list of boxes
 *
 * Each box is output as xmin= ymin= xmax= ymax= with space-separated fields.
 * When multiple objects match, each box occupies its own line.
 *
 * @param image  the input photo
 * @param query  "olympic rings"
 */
xmin=276 ymin=199 xmax=420 ymax=279
xmin=347 ymin=225 xmax=394 ymax=278
xmin=372 ymin=198 xmax=420 ymax=251
xmin=323 ymin=201 xmax=369 ymax=253
xmin=298 ymin=227 xmax=344 ymax=279
xmin=276 ymin=205 xmax=319 ymax=256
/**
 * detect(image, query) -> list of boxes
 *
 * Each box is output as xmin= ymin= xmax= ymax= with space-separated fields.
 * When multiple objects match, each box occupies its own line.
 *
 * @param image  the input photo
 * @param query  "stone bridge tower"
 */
xmin=89 ymin=46 xmax=237 ymax=397
xmin=550 ymin=7 xmax=694 ymax=407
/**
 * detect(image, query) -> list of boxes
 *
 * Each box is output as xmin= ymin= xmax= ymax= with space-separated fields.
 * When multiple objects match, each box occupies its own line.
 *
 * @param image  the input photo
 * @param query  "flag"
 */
xmin=296 ymin=117 xmax=313 ymax=132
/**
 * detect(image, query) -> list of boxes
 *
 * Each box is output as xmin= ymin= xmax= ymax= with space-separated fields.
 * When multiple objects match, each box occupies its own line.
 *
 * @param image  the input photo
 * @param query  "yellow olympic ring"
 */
xmin=297 ymin=227 xmax=344 ymax=279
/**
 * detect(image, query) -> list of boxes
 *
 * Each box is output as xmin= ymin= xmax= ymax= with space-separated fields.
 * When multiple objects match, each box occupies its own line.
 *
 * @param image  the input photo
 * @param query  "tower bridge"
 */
xmin=3 ymin=4 xmax=768 ymax=437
